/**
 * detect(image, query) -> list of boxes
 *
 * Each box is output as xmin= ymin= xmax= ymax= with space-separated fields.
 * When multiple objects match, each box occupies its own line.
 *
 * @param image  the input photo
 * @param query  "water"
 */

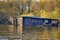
xmin=0 ymin=24 xmax=22 ymax=40
xmin=0 ymin=25 xmax=58 ymax=40
xmin=23 ymin=26 xmax=58 ymax=40
xmin=0 ymin=39 xmax=8 ymax=40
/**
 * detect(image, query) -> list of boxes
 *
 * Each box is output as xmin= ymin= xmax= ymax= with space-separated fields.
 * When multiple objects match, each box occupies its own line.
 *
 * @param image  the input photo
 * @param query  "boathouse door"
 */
xmin=13 ymin=17 xmax=18 ymax=34
xmin=13 ymin=17 xmax=18 ymax=27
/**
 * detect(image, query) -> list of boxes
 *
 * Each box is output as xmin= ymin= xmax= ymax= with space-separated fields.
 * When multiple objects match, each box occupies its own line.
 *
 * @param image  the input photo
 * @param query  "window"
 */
xmin=44 ymin=20 xmax=48 ymax=23
xmin=51 ymin=20 xmax=57 ymax=23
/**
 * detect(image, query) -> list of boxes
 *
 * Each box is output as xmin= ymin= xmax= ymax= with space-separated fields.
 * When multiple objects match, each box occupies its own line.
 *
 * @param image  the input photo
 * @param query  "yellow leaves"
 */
xmin=52 ymin=11 xmax=57 ymax=19
xmin=0 ymin=0 xmax=59 ymax=20
xmin=51 ymin=7 xmax=58 ymax=19
xmin=40 ymin=0 xmax=46 ymax=3
xmin=40 ymin=9 xmax=58 ymax=19
xmin=40 ymin=10 xmax=46 ymax=18
xmin=21 ymin=12 xmax=34 ymax=16
xmin=40 ymin=10 xmax=51 ymax=18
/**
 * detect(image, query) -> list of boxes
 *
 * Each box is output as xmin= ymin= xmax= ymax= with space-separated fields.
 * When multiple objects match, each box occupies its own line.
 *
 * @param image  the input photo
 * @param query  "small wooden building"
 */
xmin=0 ymin=16 xmax=58 ymax=35
xmin=22 ymin=16 xmax=58 ymax=27
xmin=8 ymin=16 xmax=58 ymax=34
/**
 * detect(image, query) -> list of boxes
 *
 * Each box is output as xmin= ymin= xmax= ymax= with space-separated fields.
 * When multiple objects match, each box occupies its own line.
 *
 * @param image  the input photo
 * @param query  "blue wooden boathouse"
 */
xmin=0 ymin=16 xmax=58 ymax=27
xmin=22 ymin=16 xmax=58 ymax=27
xmin=0 ymin=16 xmax=59 ymax=35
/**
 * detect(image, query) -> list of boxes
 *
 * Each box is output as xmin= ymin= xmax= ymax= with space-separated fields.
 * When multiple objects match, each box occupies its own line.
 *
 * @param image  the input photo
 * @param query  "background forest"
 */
xmin=0 ymin=0 xmax=60 ymax=21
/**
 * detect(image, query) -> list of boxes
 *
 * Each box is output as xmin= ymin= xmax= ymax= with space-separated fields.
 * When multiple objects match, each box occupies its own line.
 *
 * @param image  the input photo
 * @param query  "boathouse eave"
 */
xmin=9 ymin=16 xmax=58 ymax=21
xmin=21 ymin=16 xmax=58 ymax=21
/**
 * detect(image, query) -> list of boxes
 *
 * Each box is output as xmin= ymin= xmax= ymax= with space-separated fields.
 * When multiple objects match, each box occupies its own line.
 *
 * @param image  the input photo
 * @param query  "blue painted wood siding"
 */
xmin=22 ymin=17 xmax=58 ymax=27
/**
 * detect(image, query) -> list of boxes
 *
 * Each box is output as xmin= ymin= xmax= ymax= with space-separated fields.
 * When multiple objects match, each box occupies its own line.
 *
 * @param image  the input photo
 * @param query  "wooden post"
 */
xmin=9 ymin=17 xmax=14 ymax=34
xmin=17 ymin=17 xmax=22 ymax=34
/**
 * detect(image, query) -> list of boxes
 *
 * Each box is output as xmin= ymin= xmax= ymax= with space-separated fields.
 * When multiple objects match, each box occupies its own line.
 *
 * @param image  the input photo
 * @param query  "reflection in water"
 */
xmin=0 ymin=24 xmax=58 ymax=40
xmin=0 ymin=24 xmax=22 ymax=40
xmin=23 ymin=26 xmax=58 ymax=40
